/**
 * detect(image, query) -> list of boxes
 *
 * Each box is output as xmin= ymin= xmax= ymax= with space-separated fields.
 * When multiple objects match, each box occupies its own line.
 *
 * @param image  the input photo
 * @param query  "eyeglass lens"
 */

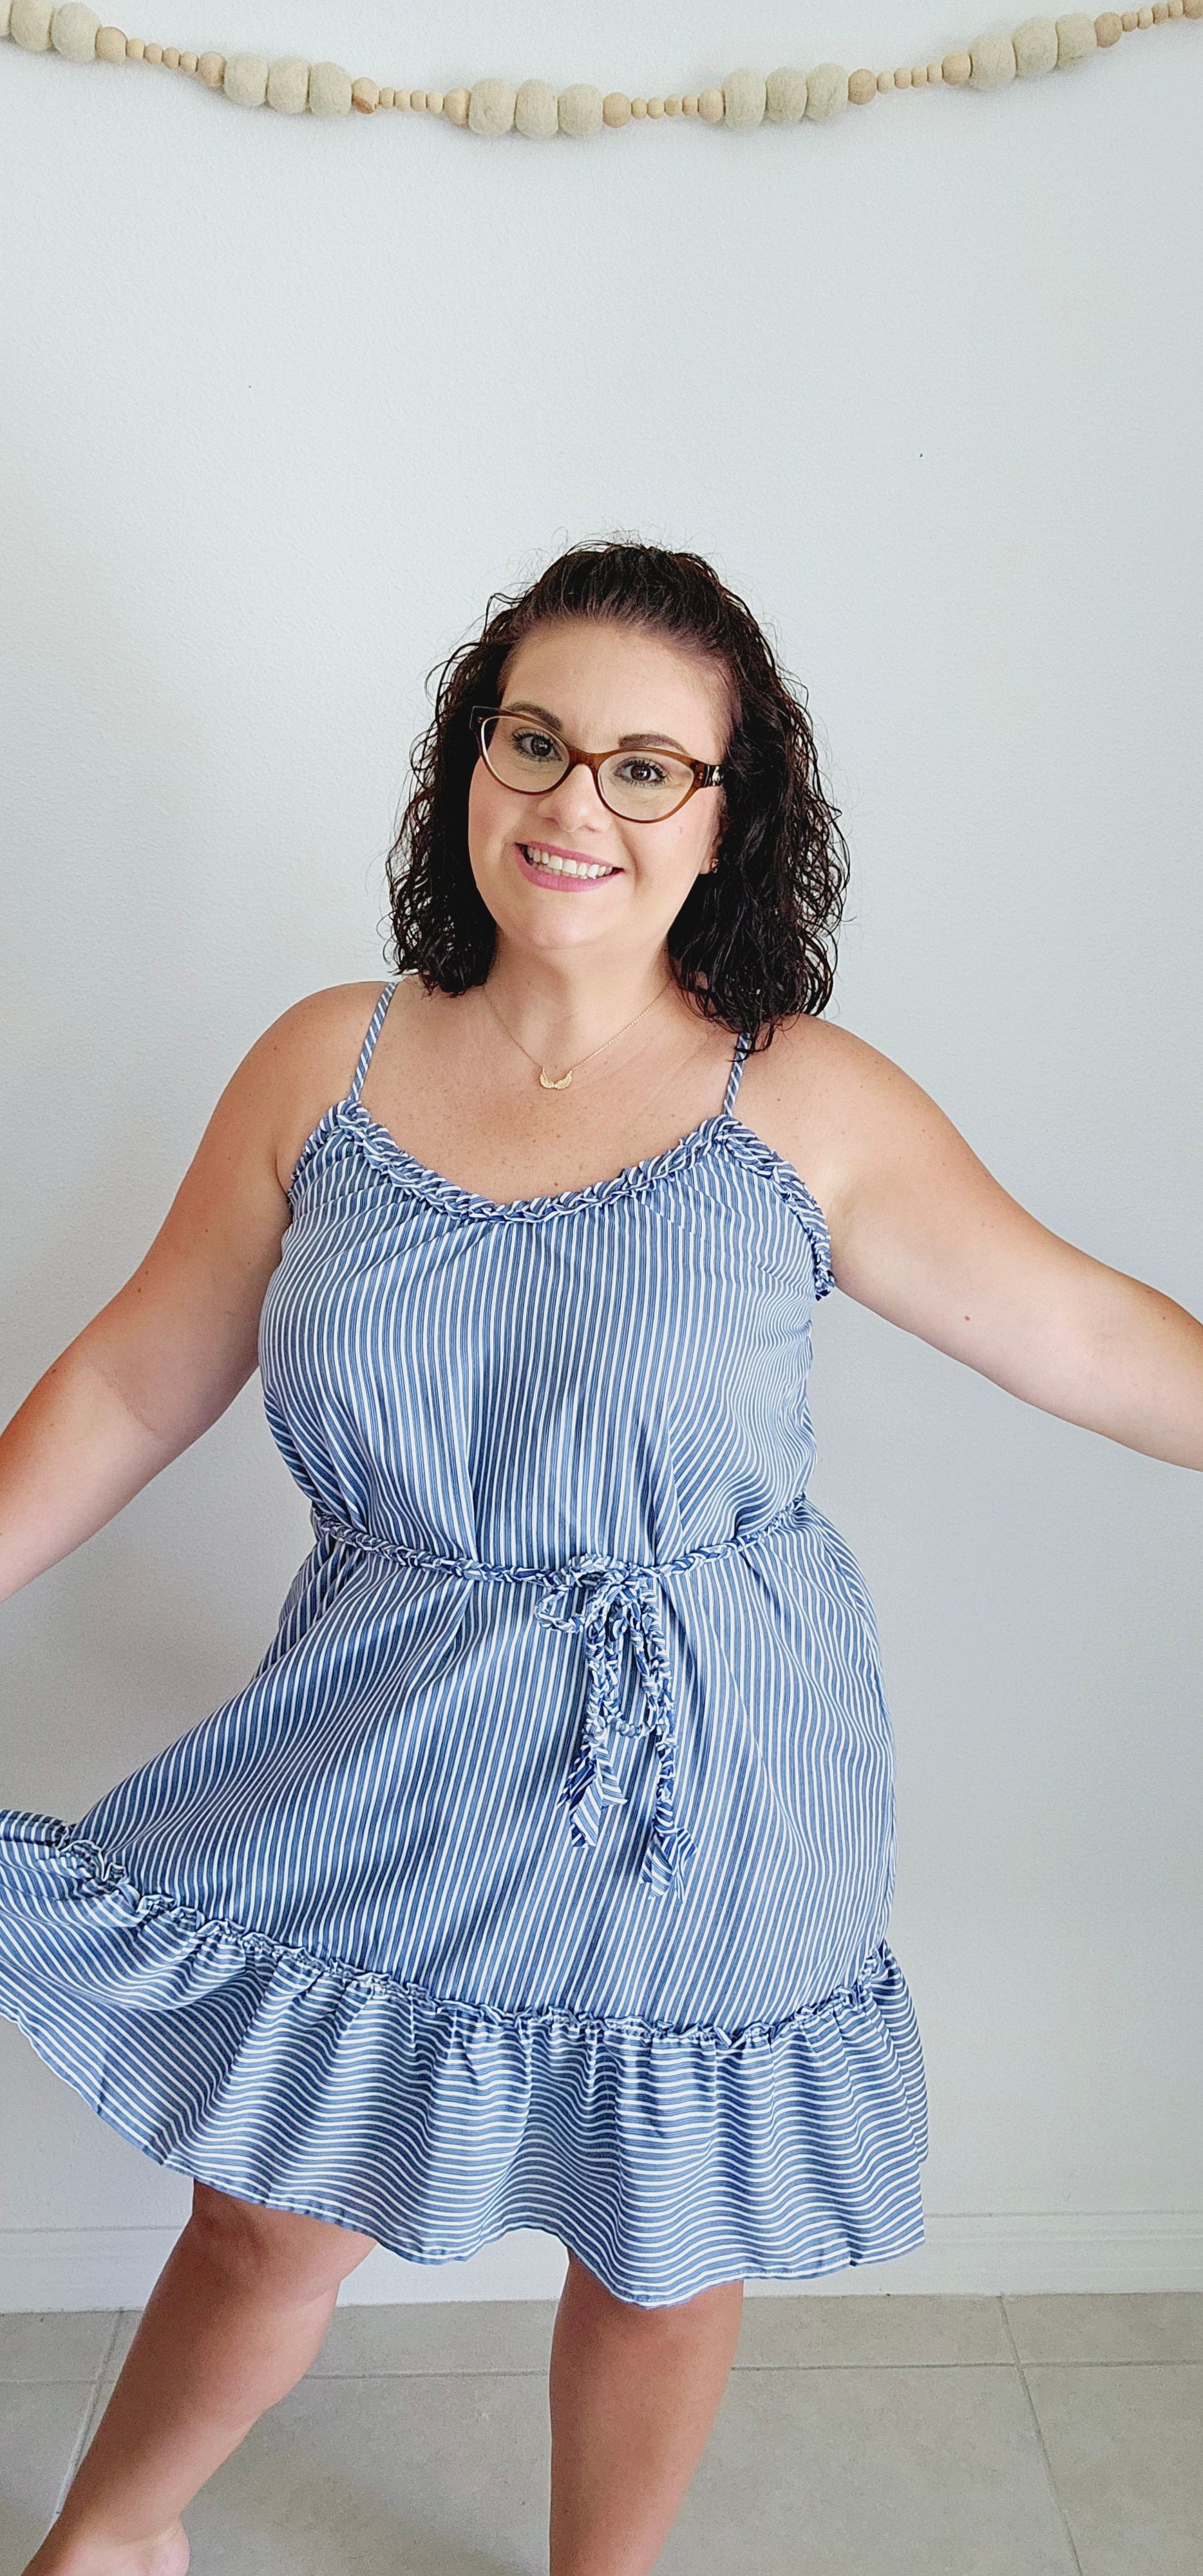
xmin=481 ymin=712 xmax=696 ymax=820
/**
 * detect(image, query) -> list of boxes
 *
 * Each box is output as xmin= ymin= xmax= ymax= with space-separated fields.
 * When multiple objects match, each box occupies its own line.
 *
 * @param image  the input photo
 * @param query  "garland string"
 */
xmin=3 ymin=5 xmax=1199 ymax=133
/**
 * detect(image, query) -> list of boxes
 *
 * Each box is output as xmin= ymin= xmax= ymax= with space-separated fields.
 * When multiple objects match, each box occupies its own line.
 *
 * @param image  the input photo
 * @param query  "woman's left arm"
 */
xmin=817 ymin=1028 xmax=1203 ymax=1470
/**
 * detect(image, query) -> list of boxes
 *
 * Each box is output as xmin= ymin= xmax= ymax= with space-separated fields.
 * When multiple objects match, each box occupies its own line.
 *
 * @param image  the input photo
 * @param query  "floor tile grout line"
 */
xmin=82 ymin=2356 xmax=1137 ymax=2387
xmin=50 ymin=2310 xmax=129 ymax=2521
xmin=62 ymin=2351 xmax=1203 ymax=2386
xmin=999 ymin=2298 xmax=1085 ymax=2576
xmin=961 ymin=2350 xmax=1202 ymax=2369
xmin=53 ymin=2383 xmax=104 ymax=2522
xmin=33 ymin=2347 xmax=1203 ymax=2387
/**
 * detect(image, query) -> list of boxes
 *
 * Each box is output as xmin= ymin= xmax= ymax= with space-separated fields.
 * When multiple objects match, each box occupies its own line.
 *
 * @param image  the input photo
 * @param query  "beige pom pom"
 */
xmin=603 ymin=90 xmax=630 ymax=124
xmin=143 ymin=39 xmax=158 ymax=58
xmin=426 ymin=89 xmax=443 ymax=111
xmin=1014 ymin=15 xmax=1059 ymax=71
xmin=515 ymin=77 xmax=557 ymax=137
xmin=630 ymin=96 xmax=647 ymax=116
xmin=95 ymin=23 xmax=125 ymax=57
xmin=267 ymin=56 xmax=308 ymax=113
xmin=723 ymin=66 xmax=766 ymax=126
xmin=180 ymin=48 xmax=196 ymax=71
xmin=1056 ymin=10 xmax=1099 ymax=55
xmin=51 ymin=4 xmax=99 ymax=59
xmin=766 ymin=66 xmax=808 ymax=121
xmin=468 ymin=75 xmax=516 ymax=134
xmin=805 ymin=62 xmax=849 ymax=118
xmin=558 ymin=82 xmax=603 ymax=135
xmin=11 ymin=0 xmax=55 ymax=50
xmin=646 ymin=94 xmax=665 ymax=116
xmin=895 ymin=64 xmax=913 ymax=84
xmin=309 ymin=60 xmax=352 ymax=114
xmin=697 ymin=86 xmax=724 ymax=120
xmin=877 ymin=69 xmax=895 ymax=88
xmin=1137 ymin=5 xmax=1153 ymax=19
xmin=942 ymin=48 xmax=973 ymax=80
xmin=1180 ymin=0 xmax=1198 ymax=14
xmin=351 ymin=77 xmax=378 ymax=111
xmin=162 ymin=44 xmax=178 ymax=66
xmin=683 ymin=93 xmax=699 ymax=112
xmin=848 ymin=67 xmax=877 ymax=102
xmin=443 ymin=86 xmax=469 ymax=123
xmin=196 ymin=50 xmax=223 ymax=84
xmin=929 ymin=59 xmax=945 ymax=78
xmin=223 ymin=52 xmax=268 ymax=106
xmin=1094 ymin=9 xmax=1122 ymax=37
xmin=665 ymin=94 xmax=682 ymax=114
xmin=125 ymin=33 xmax=142 ymax=55
xmin=970 ymin=31 xmax=1017 ymax=84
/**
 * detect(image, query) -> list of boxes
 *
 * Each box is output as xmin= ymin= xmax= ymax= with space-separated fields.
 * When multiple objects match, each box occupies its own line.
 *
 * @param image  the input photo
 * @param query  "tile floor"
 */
xmin=1 ymin=2291 xmax=1200 ymax=2573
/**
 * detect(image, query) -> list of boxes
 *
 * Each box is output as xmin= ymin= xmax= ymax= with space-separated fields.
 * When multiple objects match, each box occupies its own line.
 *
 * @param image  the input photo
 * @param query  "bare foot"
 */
xmin=22 ymin=2516 xmax=189 ymax=2576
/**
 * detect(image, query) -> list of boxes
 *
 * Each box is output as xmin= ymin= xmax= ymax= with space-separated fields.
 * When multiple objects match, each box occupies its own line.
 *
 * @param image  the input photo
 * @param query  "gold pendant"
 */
xmin=539 ymin=1066 xmax=573 ymax=1090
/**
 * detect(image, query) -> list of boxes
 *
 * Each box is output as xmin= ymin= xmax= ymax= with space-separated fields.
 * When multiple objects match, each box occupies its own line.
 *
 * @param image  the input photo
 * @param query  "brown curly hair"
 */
xmin=384 ymin=538 xmax=849 ymax=1049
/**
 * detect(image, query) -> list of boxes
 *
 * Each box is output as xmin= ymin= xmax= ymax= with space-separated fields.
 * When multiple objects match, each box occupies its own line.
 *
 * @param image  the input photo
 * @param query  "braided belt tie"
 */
xmin=530 ymin=1555 xmax=691 ymax=1901
xmin=310 ymin=1497 xmax=813 ymax=1906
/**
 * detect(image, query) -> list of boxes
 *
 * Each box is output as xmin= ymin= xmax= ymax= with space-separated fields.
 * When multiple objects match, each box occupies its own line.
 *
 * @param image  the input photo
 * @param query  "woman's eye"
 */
xmin=513 ymin=730 xmax=562 ymax=762
xmin=615 ymin=757 xmax=667 ymax=786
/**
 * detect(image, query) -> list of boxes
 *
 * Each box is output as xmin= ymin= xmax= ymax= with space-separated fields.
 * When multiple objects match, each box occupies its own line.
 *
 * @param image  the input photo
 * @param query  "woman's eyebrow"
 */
xmin=500 ymin=700 xmax=692 ymax=756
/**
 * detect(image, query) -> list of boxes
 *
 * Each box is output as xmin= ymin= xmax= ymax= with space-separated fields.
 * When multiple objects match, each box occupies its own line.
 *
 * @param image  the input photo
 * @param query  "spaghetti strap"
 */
xmin=347 ymin=981 xmax=400 ymax=1105
xmin=723 ymin=1028 xmax=751 ymax=1119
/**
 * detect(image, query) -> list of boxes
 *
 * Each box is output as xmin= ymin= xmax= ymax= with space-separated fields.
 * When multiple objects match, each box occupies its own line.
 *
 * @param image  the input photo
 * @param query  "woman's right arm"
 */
xmin=0 ymin=988 xmax=352 ymax=1607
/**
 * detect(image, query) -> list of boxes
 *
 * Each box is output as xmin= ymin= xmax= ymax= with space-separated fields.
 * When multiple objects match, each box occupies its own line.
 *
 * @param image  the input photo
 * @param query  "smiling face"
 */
xmin=466 ymin=617 xmax=732 ymax=968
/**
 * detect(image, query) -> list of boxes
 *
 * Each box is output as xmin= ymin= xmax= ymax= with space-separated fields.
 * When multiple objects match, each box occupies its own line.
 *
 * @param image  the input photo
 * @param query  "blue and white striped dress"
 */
xmin=0 ymin=978 xmax=927 ymax=2306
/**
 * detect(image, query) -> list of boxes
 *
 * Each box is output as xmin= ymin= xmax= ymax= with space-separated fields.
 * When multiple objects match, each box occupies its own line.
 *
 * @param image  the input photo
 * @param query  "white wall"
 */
xmin=1 ymin=1 xmax=1200 ymax=2308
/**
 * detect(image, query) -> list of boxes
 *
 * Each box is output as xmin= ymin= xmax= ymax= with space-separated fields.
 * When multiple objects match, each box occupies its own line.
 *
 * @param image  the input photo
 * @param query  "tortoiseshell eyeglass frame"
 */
xmin=471 ymin=705 xmax=725 ymax=822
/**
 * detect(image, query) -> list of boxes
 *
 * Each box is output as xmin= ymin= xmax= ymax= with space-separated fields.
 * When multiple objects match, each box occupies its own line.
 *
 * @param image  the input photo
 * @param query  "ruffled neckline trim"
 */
xmin=342 ymin=1096 xmax=727 ymax=1220
xmin=289 ymin=1096 xmax=834 ymax=1290
xmin=719 ymin=1118 xmax=835 ymax=1295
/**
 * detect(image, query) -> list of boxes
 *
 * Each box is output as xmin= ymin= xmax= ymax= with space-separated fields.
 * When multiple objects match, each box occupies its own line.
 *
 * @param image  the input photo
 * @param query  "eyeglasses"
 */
xmin=471 ymin=705 xmax=724 ymax=823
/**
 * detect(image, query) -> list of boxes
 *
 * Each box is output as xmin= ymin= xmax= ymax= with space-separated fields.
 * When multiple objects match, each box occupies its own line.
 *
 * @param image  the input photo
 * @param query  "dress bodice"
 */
xmin=257 ymin=980 xmax=835 ymax=1578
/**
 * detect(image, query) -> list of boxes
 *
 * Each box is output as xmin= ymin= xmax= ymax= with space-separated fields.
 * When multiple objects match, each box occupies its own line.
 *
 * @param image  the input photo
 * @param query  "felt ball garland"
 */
xmin=3 ymin=5 xmax=1198 ymax=132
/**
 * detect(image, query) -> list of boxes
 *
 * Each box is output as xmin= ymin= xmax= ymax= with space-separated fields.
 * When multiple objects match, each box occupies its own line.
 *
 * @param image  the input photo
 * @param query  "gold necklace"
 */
xmin=480 ymin=976 xmax=674 ymax=1089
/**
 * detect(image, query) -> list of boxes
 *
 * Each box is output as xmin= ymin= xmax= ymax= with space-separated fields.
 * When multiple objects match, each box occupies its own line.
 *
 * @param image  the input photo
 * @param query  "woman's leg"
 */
xmin=547 ymin=2249 xmax=744 ymax=2576
xmin=23 ymin=2180 xmax=375 ymax=2576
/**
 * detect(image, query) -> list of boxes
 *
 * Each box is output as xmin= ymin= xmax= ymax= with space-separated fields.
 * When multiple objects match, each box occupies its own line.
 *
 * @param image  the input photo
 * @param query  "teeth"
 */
xmin=524 ymin=846 xmax=615 ymax=881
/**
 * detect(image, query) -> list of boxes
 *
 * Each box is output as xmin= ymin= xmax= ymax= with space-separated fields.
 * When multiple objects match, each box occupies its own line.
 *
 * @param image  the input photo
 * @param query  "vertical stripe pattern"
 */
xmin=0 ymin=980 xmax=928 ymax=2306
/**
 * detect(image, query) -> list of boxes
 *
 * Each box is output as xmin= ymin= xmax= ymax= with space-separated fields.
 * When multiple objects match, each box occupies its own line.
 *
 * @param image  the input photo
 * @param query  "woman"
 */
xmin=2 ymin=539 xmax=1199 ymax=2576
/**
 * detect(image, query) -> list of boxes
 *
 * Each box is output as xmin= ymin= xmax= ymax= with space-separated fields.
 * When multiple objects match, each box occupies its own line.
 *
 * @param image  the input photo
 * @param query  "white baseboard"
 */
xmin=2 ymin=2211 xmax=1201 ymax=2311
xmin=791 ymin=2211 xmax=1203 ymax=2298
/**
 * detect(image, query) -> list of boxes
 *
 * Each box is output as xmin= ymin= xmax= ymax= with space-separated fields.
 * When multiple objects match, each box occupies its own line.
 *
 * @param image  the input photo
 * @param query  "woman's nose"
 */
xmin=538 ymin=761 xmax=609 ymax=823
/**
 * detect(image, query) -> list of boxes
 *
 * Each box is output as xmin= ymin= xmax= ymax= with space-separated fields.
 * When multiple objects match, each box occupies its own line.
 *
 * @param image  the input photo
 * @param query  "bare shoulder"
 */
xmin=244 ymin=980 xmax=393 ymax=1193
xmin=740 ymin=1009 xmax=1085 ymax=1359
xmin=738 ymin=1011 xmax=930 ymax=1235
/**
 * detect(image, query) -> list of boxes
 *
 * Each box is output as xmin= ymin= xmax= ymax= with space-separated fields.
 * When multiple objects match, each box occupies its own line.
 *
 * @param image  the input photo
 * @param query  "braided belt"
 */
xmin=308 ymin=1495 xmax=815 ymax=1904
